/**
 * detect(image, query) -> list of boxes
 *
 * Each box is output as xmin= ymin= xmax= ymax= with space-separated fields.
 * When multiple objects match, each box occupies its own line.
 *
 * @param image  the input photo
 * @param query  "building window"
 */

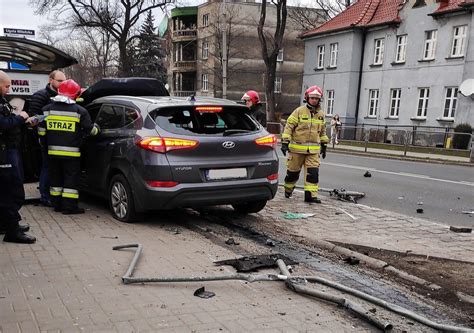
xmin=202 ymin=74 xmax=208 ymax=92
xmin=395 ymin=35 xmax=407 ymax=63
xmin=329 ymin=43 xmax=338 ymax=67
xmin=326 ymin=90 xmax=335 ymax=115
xmin=423 ymin=30 xmax=437 ymax=60
xmin=202 ymin=40 xmax=209 ymax=59
xmin=317 ymin=45 xmax=325 ymax=69
xmin=443 ymin=87 xmax=458 ymax=119
xmin=274 ymin=77 xmax=282 ymax=93
xmin=417 ymin=88 xmax=430 ymax=118
xmin=389 ymin=89 xmax=401 ymax=118
xmin=277 ymin=49 xmax=284 ymax=62
xmin=373 ymin=38 xmax=384 ymax=65
xmin=368 ymin=89 xmax=379 ymax=118
xmin=202 ymin=14 xmax=209 ymax=27
xmin=451 ymin=25 xmax=467 ymax=57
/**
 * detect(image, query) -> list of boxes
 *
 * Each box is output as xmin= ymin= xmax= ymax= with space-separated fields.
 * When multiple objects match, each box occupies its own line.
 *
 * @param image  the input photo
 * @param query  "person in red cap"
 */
xmin=281 ymin=85 xmax=329 ymax=203
xmin=39 ymin=79 xmax=99 ymax=214
xmin=241 ymin=90 xmax=267 ymax=127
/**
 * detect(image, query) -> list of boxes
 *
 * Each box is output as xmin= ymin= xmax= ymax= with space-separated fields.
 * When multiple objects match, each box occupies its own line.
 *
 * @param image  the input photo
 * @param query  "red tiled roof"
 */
xmin=432 ymin=0 xmax=474 ymax=15
xmin=301 ymin=0 xmax=473 ymax=38
xmin=301 ymin=0 xmax=403 ymax=38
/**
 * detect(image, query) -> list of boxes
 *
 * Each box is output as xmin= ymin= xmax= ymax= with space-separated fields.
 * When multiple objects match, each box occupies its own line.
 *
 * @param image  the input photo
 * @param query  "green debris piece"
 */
xmin=283 ymin=212 xmax=316 ymax=219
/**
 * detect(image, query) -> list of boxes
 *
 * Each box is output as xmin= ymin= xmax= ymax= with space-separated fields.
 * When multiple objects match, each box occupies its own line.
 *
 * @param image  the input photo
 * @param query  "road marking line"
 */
xmin=321 ymin=162 xmax=474 ymax=187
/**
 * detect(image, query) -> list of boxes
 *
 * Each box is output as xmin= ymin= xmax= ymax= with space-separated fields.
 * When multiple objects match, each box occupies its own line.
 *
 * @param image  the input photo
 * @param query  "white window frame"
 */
xmin=202 ymin=40 xmax=209 ymax=59
xmin=373 ymin=38 xmax=385 ymax=65
xmin=277 ymin=49 xmax=284 ymax=62
xmin=274 ymin=77 xmax=282 ymax=93
xmin=202 ymin=14 xmax=209 ymax=27
xmin=451 ymin=25 xmax=467 ymax=57
xmin=326 ymin=90 xmax=335 ymax=115
xmin=201 ymin=74 xmax=208 ymax=92
xmin=368 ymin=89 xmax=379 ymax=118
xmin=317 ymin=45 xmax=325 ymax=69
xmin=423 ymin=30 xmax=437 ymax=60
xmin=329 ymin=43 xmax=338 ymax=67
xmin=443 ymin=87 xmax=458 ymax=119
xmin=395 ymin=35 xmax=407 ymax=63
xmin=389 ymin=88 xmax=401 ymax=118
xmin=417 ymin=88 xmax=430 ymax=118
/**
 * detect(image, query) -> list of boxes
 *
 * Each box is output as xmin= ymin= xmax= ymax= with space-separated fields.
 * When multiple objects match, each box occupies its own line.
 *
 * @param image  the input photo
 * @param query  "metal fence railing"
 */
xmin=276 ymin=120 xmax=473 ymax=162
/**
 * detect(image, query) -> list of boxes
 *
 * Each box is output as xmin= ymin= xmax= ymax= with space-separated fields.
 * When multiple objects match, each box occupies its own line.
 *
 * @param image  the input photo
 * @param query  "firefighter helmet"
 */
xmin=242 ymin=90 xmax=260 ymax=104
xmin=304 ymin=85 xmax=323 ymax=101
xmin=58 ymin=80 xmax=83 ymax=99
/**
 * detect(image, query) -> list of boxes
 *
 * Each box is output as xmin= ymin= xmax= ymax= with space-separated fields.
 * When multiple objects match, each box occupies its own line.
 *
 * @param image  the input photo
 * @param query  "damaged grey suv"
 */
xmin=80 ymin=78 xmax=279 ymax=222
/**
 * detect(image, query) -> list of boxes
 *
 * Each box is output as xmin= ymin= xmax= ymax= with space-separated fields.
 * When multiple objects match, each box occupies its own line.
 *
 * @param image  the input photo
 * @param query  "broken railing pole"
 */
xmin=112 ymin=243 xmax=143 ymax=283
xmin=276 ymin=259 xmax=393 ymax=332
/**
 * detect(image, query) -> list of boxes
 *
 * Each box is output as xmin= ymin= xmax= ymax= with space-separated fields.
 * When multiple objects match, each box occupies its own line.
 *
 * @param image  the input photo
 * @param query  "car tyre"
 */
xmin=109 ymin=174 xmax=137 ymax=223
xmin=232 ymin=200 xmax=267 ymax=214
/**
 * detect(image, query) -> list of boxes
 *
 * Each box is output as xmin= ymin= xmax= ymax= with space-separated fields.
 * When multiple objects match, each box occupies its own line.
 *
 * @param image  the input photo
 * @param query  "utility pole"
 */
xmin=221 ymin=0 xmax=227 ymax=99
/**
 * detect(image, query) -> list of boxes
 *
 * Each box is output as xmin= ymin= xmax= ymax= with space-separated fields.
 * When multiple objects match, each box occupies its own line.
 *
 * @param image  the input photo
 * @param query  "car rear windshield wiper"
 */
xmin=223 ymin=129 xmax=253 ymax=136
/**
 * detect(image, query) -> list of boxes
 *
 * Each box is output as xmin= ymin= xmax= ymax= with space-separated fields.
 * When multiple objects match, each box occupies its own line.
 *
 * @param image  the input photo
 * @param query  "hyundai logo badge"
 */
xmin=222 ymin=141 xmax=236 ymax=149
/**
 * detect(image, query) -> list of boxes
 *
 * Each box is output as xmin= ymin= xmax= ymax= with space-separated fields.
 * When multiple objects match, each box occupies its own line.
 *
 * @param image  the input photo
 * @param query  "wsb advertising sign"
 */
xmin=9 ymin=73 xmax=48 ymax=96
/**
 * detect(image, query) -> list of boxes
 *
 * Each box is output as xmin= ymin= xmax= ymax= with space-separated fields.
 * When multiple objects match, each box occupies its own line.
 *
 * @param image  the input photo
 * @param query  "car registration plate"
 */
xmin=207 ymin=168 xmax=247 ymax=180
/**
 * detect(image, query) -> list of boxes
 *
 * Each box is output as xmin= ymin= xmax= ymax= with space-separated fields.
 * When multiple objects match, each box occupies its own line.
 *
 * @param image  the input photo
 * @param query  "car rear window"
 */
xmin=151 ymin=106 xmax=259 ymax=136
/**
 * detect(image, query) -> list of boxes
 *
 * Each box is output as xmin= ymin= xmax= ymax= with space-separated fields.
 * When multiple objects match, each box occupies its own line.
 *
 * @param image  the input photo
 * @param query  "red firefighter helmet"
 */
xmin=58 ymin=79 xmax=83 ymax=99
xmin=304 ymin=85 xmax=323 ymax=101
xmin=241 ymin=90 xmax=260 ymax=104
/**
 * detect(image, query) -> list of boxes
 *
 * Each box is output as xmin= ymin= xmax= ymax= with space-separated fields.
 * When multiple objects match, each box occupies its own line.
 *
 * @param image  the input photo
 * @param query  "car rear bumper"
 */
xmin=133 ymin=178 xmax=278 ymax=211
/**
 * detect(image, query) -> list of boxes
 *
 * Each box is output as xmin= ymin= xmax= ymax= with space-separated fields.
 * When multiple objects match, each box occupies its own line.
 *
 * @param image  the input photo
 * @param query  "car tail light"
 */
xmin=267 ymin=173 xmax=278 ymax=181
xmin=255 ymin=134 xmax=277 ymax=148
xmin=146 ymin=181 xmax=179 ymax=187
xmin=137 ymin=137 xmax=199 ymax=153
xmin=195 ymin=106 xmax=222 ymax=112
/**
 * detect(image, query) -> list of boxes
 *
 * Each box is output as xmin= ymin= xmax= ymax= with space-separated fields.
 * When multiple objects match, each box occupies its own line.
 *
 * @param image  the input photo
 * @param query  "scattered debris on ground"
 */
xmin=364 ymin=171 xmax=372 ymax=177
xmin=225 ymin=237 xmax=240 ymax=245
xmin=193 ymin=287 xmax=215 ymax=299
xmin=283 ymin=212 xmax=315 ymax=219
xmin=449 ymin=226 xmax=472 ymax=233
xmin=215 ymin=254 xmax=297 ymax=272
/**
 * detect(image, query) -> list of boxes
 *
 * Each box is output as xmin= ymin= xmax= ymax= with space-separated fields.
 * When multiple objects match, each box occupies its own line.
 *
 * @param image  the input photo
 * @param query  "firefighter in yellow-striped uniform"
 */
xmin=38 ymin=80 xmax=99 ymax=214
xmin=281 ymin=85 xmax=329 ymax=203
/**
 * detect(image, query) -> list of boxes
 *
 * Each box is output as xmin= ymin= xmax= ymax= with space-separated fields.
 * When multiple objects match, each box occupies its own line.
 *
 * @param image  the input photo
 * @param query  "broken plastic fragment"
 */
xmin=193 ymin=287 xmax=215 ymax=299
xmin=283 ymin=212 xmax=316 ymax=219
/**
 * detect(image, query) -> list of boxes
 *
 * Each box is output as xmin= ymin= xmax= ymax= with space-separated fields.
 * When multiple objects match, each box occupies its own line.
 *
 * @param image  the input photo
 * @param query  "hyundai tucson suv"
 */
xmin=80 ymin=78 xmax=279 ymax=222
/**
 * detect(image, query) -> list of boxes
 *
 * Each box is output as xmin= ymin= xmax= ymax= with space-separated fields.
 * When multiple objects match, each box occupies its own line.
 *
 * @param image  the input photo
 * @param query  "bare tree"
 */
xmin=258 ymin=0 xmax=287 ymax=123
xmin=38 ymin=25 xmax=117 ymax=85
xmin=287 ymin=0 xmax=353 ymax=31
xmin=31 ymin=0 xmax=171 ymax=76
xmin=202 ymin=4 xmax=247 ymax=96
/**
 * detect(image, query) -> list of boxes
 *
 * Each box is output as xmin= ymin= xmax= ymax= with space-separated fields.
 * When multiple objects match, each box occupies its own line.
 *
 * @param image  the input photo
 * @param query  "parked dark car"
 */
xmin=80 ymin=78 xmax=279 ymax=222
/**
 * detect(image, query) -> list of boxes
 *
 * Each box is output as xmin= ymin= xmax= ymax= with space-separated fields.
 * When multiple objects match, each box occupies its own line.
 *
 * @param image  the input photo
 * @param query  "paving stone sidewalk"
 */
xmin=0 ymin=186 xmax=376 ymax=333
xmin=257 ymin=190 xmax=474 ymax=263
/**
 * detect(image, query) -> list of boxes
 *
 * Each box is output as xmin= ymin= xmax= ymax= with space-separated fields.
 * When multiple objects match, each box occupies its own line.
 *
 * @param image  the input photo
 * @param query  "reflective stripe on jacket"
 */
xmin=282 ymin=105 xmax=329 ymax=154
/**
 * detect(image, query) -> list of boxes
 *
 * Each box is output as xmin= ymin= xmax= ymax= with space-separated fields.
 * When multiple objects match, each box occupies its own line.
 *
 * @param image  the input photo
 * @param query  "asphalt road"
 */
xmin=277 ymin=150 xmax=474 ymax=228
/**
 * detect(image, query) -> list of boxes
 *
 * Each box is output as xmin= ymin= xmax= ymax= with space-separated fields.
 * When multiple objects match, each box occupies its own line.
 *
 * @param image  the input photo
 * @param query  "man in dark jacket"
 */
xmin=241 ymin=90 xmax=267 ymax=127
xmin=0 ymin=71 xmax=36 ymax=243
xmin=39 ymin=79 xmax=99 ymax=214
xmin=29 ymin=70 xmax=67 ymax=206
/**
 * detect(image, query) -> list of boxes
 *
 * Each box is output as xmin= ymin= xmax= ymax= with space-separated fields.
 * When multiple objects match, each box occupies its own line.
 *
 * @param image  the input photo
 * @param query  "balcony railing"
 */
xmin=172 ymin=29 xmax=197 ymax=39
xmin=173 ymin=90 xmax=195 ymax=97
xmin=172 ymin=60 xmax=197 ymax=71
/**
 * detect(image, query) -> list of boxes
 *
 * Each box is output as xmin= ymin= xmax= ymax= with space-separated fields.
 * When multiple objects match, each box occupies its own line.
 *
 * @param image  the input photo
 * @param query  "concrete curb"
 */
xmin=300 ymin=235 xmax=442 ymax=290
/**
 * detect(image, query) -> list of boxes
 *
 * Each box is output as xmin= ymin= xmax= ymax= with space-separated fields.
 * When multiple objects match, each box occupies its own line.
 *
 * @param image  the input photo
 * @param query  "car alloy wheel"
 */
xmin=109 ymin=174 xmax=137 ymax=223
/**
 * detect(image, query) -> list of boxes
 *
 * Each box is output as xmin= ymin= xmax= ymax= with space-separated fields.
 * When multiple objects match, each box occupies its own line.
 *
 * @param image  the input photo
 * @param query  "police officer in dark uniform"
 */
xmin=39 ymin=79 xmax=99 ymax=214
xmin=0 ymin=71 xmax=36 ymax=243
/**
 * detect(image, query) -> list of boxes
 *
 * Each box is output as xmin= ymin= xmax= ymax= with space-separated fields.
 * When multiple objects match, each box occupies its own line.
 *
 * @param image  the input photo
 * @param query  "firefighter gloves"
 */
xmin=321 ymin=144 xmax=327 ymax=159
xmin=281 ymin=141 xmax=289 ymax=156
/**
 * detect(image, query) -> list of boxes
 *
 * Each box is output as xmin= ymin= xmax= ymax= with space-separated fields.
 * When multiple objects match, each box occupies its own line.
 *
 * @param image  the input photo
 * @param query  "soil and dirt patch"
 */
xmin=334 ymin=242 xmax=474 ymax=326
